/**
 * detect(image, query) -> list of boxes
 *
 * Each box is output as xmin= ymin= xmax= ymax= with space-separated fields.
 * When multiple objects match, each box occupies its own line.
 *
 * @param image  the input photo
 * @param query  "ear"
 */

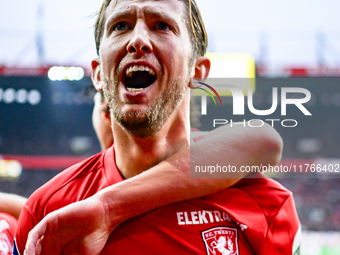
xmin=91 ymin=58 xmax=103 ymax=91
xmin=190 ymin=56 xmax=211 ymax=88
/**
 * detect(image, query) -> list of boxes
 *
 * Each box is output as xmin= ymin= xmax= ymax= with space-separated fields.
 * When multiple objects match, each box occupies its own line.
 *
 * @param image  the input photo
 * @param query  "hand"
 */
xmin=24 ymin=194 xmax=114 ymax=255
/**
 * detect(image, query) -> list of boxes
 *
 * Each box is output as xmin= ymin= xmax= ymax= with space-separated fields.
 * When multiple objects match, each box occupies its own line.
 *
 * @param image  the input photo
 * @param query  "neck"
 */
xmin=113 ymin=92 xmax=191 ymax=179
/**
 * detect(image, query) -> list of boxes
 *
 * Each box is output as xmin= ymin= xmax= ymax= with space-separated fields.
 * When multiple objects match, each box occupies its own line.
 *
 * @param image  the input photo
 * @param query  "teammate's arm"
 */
xmin=25 ymin=122 xmax=282 ymax=255
xmin=0 ymin=192 xmax=26 ymax=219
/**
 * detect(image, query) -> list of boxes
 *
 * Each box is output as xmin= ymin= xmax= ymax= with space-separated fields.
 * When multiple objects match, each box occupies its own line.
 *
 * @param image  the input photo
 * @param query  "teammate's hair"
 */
xmin=94 ymin=0 xmax=208 ymax=57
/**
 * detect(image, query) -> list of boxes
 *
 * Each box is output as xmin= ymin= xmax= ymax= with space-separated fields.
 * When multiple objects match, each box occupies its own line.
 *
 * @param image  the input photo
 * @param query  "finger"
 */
xmin=36 ymin=237 xmax=42 ymax=255
xmin=27 ymin=214 xmax=62 ymax=255
xmin=25 ymin=220 xmax=48 ymax=255
xmin=25 ymin=241 xmax=36 ymax=255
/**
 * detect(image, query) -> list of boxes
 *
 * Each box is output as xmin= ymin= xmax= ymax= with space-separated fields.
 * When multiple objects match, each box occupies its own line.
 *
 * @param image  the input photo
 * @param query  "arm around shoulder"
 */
xmin=100 ymin=122 xmax=283 ymax=231
xmin=24 ymin=123 xmax=283 ymax=255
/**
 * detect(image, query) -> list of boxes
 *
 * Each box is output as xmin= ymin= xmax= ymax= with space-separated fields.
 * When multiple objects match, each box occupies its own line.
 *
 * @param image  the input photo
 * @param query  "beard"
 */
xmin=102 ymin=74 xmax=188 ymax=138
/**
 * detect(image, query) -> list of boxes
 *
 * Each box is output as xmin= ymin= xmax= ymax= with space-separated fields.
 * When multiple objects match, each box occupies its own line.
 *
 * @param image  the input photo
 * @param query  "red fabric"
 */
xmin=15 ymin=146 xmax=300 ymax=255
xmin=0 ymin=212 xmax=17 ymax=255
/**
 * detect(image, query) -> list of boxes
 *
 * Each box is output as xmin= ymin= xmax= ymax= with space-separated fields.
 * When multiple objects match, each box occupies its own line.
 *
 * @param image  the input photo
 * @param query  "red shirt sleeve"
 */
xmin=258 ymin=193 xmax=301 ymax=254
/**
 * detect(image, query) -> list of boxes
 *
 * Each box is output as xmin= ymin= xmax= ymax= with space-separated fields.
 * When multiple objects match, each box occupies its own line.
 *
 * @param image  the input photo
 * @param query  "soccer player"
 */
xmin=19 ymin=0 xmax=300 ymax=254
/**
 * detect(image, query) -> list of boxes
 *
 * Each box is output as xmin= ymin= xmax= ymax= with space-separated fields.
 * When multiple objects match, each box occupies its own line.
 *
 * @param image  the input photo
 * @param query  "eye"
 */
xmin=156 ymin=22 xmax=170 ymax=31
xmin=113 ymin=22 xmax=129 ymax=31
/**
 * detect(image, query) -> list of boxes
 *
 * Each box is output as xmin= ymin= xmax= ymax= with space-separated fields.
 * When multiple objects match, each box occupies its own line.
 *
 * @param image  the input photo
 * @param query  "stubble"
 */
xmin=102 ymin=74 xmax=188 ymax=138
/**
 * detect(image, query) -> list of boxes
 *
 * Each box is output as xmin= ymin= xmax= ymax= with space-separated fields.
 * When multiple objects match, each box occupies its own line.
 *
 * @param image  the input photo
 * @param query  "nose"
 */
xmin=126 ymin=21 xmax=153 ymax=55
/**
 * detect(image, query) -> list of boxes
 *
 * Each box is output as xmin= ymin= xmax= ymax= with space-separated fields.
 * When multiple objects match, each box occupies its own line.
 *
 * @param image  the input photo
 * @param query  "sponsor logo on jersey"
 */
xmin=201 ymin=227 xmax=239 ymax=255
xmin=0 ymin=233 xmax=12 ymax=255
xmin=177 ymin=210 xmax=232 ymax=225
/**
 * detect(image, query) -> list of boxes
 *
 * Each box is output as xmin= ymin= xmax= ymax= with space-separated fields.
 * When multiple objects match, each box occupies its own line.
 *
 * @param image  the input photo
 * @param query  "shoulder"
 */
xmin=234 ymin=173 xmax=292 ymax=200
xmin=236 ymin=175 xmax=301 ymax=253
xmin=26 ymin=149 xmax=108 ymax=220
xmin=204 ymin=173 xmax=297 ymax=226
xmin=15 ymin=149 xmax=115 ymax=255
xmin=233 ymin=173 xmax=295 ymax=222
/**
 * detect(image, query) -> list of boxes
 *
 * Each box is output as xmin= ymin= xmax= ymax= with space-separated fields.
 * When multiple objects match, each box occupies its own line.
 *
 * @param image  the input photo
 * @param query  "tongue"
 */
xmin=125 ymin=71 xmax=156 ymax=89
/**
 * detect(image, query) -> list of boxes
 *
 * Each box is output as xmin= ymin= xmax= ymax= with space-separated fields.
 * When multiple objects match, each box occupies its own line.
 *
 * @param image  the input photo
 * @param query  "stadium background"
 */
xmin=1 ymin=0 xmax=340 ymax=253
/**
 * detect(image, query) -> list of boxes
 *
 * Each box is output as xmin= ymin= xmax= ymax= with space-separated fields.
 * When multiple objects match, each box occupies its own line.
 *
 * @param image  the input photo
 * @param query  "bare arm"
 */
xmin=0 ymin=192 xmax=27 ymax=219
xmin=25 ymin=123 xmax=282 ymax=255
xmin=102 ymin=122 xmax=282 ymax=227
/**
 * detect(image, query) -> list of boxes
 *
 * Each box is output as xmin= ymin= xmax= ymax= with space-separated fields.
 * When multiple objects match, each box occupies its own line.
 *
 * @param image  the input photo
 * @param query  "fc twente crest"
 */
xmin=201 ymin=227 xmax=239 ymax=255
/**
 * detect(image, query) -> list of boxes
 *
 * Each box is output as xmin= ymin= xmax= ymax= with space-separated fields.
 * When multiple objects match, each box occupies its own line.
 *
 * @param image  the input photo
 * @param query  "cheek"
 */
xmin=100 ymin=40 xmax=127 ymax=75
xmin=168 ymin=49 xmax=192 ymax=75
xmin=171 ymin=36 xmax=193 ymax=70
xmin=157 ymin=39 xmax=191 ymax=70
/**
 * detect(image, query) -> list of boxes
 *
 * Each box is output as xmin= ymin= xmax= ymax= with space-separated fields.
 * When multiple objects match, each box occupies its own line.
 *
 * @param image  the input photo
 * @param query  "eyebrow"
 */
xmin=105 ymin=9 xmax=135 ymax=30
xmin=144 ymin=8 xmax=179 ymax=26
xmin=106 ymin=7 xmax=180 ymax=31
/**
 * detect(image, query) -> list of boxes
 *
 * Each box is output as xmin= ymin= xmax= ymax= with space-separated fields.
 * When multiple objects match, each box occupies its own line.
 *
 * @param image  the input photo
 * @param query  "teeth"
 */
xmin=127 ymin=88 xmax=145 ymax=93
xmin=125 ymin=65 xmax=156 ymax=77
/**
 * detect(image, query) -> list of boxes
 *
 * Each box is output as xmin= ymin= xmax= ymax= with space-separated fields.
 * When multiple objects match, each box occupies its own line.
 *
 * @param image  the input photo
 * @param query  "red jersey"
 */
xmin=0 ymin=212 xmax=17 ymax=255
xmin=15 ymin=146 xmax=301 ymax=255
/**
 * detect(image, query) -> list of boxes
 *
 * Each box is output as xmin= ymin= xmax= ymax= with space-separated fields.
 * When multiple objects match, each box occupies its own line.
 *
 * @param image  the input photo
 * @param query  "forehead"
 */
xmin=106 ymin=0 xmax=186 ymax=20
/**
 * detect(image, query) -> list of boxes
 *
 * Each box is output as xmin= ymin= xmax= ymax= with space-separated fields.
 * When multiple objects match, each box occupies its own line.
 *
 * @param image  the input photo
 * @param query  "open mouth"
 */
xmin=124 ymin=65 xmax=157 ymax=93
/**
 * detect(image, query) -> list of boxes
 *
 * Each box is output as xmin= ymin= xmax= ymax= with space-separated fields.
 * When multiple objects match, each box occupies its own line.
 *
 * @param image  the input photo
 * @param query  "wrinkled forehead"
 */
xmin=105 ymin=0 xmax=187 ymax=23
